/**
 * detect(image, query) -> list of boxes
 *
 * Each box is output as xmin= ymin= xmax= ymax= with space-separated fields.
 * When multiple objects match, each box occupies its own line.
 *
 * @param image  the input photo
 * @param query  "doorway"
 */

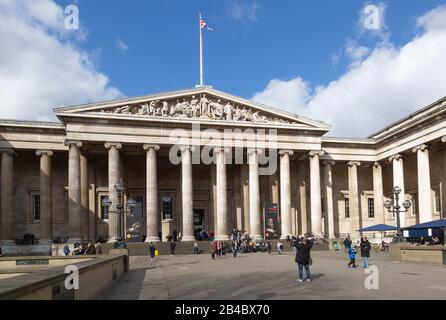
xmin=193 ymin=209 xmax=205 ymax=236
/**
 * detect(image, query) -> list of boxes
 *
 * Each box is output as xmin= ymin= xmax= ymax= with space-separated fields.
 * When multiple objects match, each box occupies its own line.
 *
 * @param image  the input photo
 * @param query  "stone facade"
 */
xmin=0 ymin=87 xmax=445 ymax=243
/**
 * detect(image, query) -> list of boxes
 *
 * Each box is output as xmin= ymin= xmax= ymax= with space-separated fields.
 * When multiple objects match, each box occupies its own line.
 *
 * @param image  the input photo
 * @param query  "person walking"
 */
xmin=149 ymin=242 xmax=156 ymax=262
xmin=210 ymin=241 xmax=217 ymax=260
xmin=360 ymin=237 xmax=371 ymax=269
xmin=343 ymin=236 xmax=352 ymax=252
xmin=348 ymin=244 xmax=357 ymax=268
xmin=267 ymin=240 xmax=272 ymax=254
xmin=169 ymin=240 xmax=176 ymax=256
xmin=294 ymin=237 xmax=313 ymax=282
xmin=277 ymin=240 xmax=284 ymax=255
xmin=216 ymin=241 xmax=222 ymax=258
xmin=193 ymin=241 xmax=199 ymax=254
xmin=232 ymin=240 xmax=238 ymax=257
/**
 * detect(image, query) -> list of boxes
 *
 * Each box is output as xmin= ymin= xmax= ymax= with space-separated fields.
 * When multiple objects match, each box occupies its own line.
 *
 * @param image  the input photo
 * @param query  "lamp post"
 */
xmin=101 ymin=182 xmax=137 ymax=248
xmin=384 ymin=186 xmax=411 ymax=243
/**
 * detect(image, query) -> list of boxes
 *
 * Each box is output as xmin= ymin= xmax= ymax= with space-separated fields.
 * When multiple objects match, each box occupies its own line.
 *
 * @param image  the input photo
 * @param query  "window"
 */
xmin=32 ymin=194 xmax=40 ymax=221
xmin=344 ymin=198 xmax=350 ymax=218
xmin=411 ymin=194 xmax=417 ymax=216
xmin=100 ymin=195 xmax=109 ymax=220
xmin=162 ymin=197 xmax=173 ymax=220
xmin=434 ymin=189 xmax=441 ymax=213
xmin=368 ymin=198 xmax=375 ymax=218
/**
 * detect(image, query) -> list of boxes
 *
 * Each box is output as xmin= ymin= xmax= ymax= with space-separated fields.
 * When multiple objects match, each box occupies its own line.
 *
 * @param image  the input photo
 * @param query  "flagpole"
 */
xmin=199 ymin=12 xmax=204 ymax=86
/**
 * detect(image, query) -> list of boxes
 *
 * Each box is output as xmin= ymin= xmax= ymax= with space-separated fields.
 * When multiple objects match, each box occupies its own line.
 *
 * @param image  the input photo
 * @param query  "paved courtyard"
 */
xmin=100 ymin=250 xmax=446 ymax=300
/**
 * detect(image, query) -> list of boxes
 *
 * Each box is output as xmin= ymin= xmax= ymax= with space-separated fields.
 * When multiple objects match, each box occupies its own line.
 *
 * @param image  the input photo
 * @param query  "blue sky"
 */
xmin=55 ymin=0 xmax=444 ymax=97
xmin=2 ymin=0 xmax=446 ymax=136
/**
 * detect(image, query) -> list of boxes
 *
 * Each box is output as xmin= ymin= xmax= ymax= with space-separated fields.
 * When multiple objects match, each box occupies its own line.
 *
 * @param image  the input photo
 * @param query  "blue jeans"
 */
xmin=363 ymin=257 xmax=369 ymax=268
xmin=297 ymin=263 xmax=311 ymax=280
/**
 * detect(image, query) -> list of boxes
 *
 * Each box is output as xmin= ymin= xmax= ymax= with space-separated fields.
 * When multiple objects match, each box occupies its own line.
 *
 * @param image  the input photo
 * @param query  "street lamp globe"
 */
xmin=403 ymin=200 xmax=412 ymax=210
xmin=393 ymin=186 xmax=402 ymax=195
xmin=101 ymin=197 xmax=112 ymax=208
xmin=384 ymin=199 xmax=392 ymax=210
xmin=115 ymin=182 xmax=125 ymax=193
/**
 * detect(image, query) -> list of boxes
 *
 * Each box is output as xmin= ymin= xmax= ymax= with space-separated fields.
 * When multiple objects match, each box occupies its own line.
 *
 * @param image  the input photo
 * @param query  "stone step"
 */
xmin=98 ymin=240 xmax=329 ymax=256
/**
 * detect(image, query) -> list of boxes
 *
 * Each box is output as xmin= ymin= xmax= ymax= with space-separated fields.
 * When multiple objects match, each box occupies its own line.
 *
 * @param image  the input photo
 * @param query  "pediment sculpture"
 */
xmin=97 ymin=94 xmax=297 ymax=124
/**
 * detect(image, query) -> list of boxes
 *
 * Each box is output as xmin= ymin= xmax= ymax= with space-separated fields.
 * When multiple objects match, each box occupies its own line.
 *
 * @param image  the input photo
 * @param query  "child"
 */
xmin=348 ymin=245 xmax=357 ymax=268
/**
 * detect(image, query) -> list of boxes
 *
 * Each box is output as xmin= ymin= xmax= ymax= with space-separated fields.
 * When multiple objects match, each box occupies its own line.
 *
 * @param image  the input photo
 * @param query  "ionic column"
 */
xmin=309 ymin=151 xmax=323 ymax=237
xmin=36 ymin=150 xmax=53 ymax=243
xmin=80 ymin=153 xmax=89 ymax=240
xmin=279 ymin=150 xmax=293 ymax=239
xmin=181 ymin=146 xmax=195 ymax=241
xmin=322 ymin=160 xmax=335 ymax=239
xmin=0 ymin=149 xmax=16 ymax=243
xmin=105 ymin=142 xmax=122 ymax=242
xmin=348 ymin=161 xmax=361 ymax=234
xmin=389 ymin=154 xmax=406 ymax=227
xmin=373 ymin=162 xmax=385 ymax=224
xmin=248 ymin=148 xmax=262 ymax=239
xmin=215 ymin=147 xmax=229 ymax=240
xmin=144 ymin=144 xmax=160 ymax=242
xmin=65 ymin=140 xmax=83 ymax=242
xmin=240 ymin=164 xmax=250 ymax=233
xmin=297 ymin=161 xmax=308 ymax=235
xmin=413 ymin=145 xmax=432 ymax=223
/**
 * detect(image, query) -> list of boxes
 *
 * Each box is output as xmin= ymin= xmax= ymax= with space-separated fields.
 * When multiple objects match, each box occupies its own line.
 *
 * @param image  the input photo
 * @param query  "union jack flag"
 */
xmin=200 ymin=18 xmax=213 ymax=31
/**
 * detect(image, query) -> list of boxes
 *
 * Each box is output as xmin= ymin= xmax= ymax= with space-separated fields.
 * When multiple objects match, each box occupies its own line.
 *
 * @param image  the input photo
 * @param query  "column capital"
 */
xmin=0 ymin=149 xmax=17 ymax=156
xmin=279 ymin=149 xmax=294 ymax=156
xmin=347 ymin=161 xmax=361 ymax=167
xmin=412 ymin=144 xmax=429 ymax=154
xmin=373 ymin=161 xmax=382 ymax=168
xmin=247 ymin=148 xmax=263 ymax=155
xmin=322 ymin=160 xmax=335 ymax=167
xmin=64 ymin=140 xmax=83 ymax=148
xmin=143 ymin=144 xmax=160 ymax=151
xmin=214 ymin=147 xmax=230 ymax=154
xmin=389 ymin=154 xmax=403 ymax=162
xmin=309 ymin=150 xmax=324 ymax=158
xmin=35 ymin=150 xmax=53 ymax=157
xmin=179 ymin=145 xmax=195 ymax=153
xmin=104 ymin=142 xmax=122 ymax=150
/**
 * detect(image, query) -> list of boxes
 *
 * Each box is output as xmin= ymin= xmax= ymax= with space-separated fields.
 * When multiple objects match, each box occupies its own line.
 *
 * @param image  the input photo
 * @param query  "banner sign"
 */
xmin=264 ymin=203 xmax=281 ymax=240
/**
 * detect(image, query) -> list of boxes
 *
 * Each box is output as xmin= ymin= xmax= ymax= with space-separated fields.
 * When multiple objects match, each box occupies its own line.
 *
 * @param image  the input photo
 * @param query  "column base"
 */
xmin=280 ymin=234 xmax=291 ymax=240
xmin=181 ymin=236 xmax=196 ymax=242
xmin=145 ymin=237 xmax=160 ymax=243
xmin=215 ymin=235 xmax=229 ymax=241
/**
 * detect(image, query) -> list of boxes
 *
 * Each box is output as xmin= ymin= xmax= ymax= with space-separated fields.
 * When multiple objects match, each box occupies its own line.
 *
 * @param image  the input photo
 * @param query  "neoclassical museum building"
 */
xmin=0 ymin=86 xmax=445 ymax=244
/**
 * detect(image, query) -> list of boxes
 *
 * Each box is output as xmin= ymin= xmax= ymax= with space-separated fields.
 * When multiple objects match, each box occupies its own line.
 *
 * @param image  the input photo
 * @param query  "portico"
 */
xmin=0 ymin=87 xmax=445 ymax=244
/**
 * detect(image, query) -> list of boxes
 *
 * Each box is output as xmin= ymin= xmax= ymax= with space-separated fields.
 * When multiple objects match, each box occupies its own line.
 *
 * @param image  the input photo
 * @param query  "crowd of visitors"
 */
xmin=63 ymin=242 xmax=100 ymax=256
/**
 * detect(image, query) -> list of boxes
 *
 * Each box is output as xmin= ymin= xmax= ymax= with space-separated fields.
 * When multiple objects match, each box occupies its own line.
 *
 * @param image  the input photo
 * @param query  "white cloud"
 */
xmin=253 ymin=5 xmax=446 ymax=138
xmin=0 ymin=0 xmax=122 ymax=121
xmin=345 ymin=39 xmax=370 ymax=68
xmin=229 ymin=0 xmax=258 ymax=22
xmin=116 ymin=38 xmax=128 ymax=54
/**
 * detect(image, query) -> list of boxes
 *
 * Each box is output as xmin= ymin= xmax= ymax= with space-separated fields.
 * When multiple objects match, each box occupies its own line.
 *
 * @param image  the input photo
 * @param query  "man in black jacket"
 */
xmin=295 ymin=238 xmax=313 ymax=282
xmin=360 ymin=237 xmax=371 ymax=269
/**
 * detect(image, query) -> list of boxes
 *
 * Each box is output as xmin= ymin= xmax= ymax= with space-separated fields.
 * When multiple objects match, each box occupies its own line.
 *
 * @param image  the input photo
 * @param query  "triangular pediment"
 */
xmin=54 ymin=87 xmax=330 ymax=130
